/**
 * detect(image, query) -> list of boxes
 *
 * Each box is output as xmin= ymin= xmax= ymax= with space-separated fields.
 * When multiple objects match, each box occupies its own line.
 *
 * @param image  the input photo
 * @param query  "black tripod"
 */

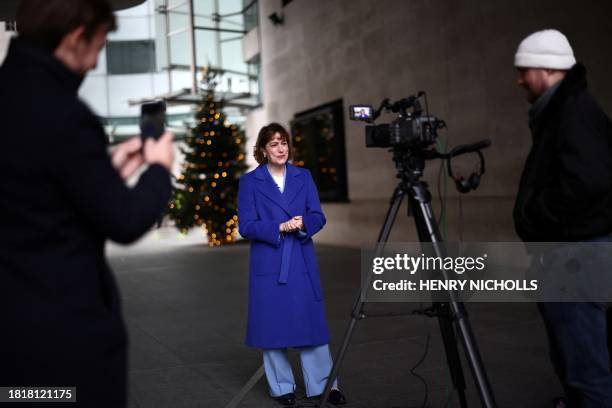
xmin=318 ymin=146 xmax=496 ymax=408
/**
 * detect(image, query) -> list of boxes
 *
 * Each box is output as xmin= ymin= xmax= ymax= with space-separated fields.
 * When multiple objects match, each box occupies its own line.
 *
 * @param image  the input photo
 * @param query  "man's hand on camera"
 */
xmin=144 ymin=131 xmax=174 ymax=171
xmin=111 ymin=136 xmax=144 ymax=181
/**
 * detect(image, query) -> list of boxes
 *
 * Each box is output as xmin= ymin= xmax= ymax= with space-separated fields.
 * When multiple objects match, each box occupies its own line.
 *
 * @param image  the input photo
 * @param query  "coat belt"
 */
xmin=278 ymin=234 xmax=293 ymax=284
xmin=278 ymin=235 xmax=322 ymax=301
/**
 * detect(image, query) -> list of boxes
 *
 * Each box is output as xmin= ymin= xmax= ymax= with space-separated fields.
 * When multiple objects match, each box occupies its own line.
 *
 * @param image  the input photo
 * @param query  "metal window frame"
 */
xmin=155 ymin=0 xmax=261 ymax=110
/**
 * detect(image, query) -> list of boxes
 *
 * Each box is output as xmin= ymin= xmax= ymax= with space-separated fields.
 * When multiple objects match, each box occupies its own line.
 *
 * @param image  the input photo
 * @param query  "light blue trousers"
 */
xmin=263 ymin=344 xmax=339 ymax=397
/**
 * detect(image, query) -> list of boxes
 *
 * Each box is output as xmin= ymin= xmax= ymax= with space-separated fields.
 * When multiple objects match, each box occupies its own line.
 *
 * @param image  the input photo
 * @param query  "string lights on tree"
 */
xmin=168 ymin=68 xmax=247 ymax=246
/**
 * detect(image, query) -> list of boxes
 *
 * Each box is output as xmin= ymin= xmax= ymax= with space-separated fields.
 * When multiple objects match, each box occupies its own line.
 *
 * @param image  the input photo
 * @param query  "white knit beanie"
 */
xmin=514 ymin=29 xmax=576 ymax=70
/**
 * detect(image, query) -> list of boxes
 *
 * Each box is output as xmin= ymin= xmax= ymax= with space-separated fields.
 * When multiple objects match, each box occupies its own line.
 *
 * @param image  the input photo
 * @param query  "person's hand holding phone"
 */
xmin=111 ymin=137 xmax=144 ymax=181
xmin=144 ymin=131 xmax=174 ymax=171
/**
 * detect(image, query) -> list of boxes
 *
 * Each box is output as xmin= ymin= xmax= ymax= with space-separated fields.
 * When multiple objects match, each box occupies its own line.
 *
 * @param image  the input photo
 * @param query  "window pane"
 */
xmin=106 ymin=40 xmax=156 ymax=75
xmin=195 ymin=29 xmax=219 ymax=67
xmin=243 ymin=0 xmax=258 ymax=32
xmin=218 ymin=0 xmax=243 ymax=31
xmin=194 ymin=0 xmax=215 ymax=16
xmin=168 ymin=11 xmax=188 ymax=33
xmin=220 ymin=32 xmax=245 ymax=72
xmin=249 ymin=58 xmax=260 ymax=101
xmin=169 ymin=30 xmax=190 ymax=66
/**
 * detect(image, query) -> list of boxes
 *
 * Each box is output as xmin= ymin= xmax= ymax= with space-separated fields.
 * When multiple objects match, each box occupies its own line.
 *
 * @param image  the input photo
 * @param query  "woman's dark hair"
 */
xmin=254 ymin=123 xmax=293 ymax=164
xmin=17 ymin=0 xmax=117 ymax=51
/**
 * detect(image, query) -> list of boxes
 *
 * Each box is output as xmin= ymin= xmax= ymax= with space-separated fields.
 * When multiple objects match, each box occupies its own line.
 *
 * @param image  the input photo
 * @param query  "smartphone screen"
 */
xmin=349 ymin=105 xmax=373 ymax=121
xmin=140 ymin=100 xmax=166 ymax=141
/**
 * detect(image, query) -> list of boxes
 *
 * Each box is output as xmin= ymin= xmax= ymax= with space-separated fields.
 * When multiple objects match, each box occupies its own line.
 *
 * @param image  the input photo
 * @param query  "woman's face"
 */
xmin=263 ymin=132 xmax=289 ymax=166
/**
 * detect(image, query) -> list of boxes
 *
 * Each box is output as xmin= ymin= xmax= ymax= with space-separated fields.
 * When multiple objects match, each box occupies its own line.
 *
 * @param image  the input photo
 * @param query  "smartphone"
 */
xmin=140 ymin=100 xmax=166 ymax=141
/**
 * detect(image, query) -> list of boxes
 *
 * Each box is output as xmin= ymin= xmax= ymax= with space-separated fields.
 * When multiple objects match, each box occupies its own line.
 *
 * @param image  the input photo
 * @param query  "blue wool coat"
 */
xmin=238 ymin=163 xmax=330 ymax=349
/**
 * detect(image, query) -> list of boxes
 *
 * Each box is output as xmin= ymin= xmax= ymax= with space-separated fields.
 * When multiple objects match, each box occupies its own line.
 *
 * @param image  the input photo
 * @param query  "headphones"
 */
xmin=446 ymin=150 xmax=486 ymax=194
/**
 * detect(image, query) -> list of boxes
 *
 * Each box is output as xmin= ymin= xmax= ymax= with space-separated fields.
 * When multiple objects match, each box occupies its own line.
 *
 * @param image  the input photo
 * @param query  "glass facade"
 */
xmin=243 ymin=0 xmax=258 ymax=33
xmin=160 ymin=0 xmax=260 ymax=103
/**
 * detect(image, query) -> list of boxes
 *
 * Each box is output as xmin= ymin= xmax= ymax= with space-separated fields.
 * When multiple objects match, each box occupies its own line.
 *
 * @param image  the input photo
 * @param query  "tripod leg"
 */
xmin=406 ymin=191 xmax=468 ymax=406
xmin=452 ymin=305 xmax=496 ymax=407
xmin=407 ymin=192 xmax=468 ymax=407
xmin=409 ymin=184 xmax=497 ymax=408
xmin=318 ymin=185 xmax=407 ymax=408
xmin=435 ymin=302 xmax=469 ymax=408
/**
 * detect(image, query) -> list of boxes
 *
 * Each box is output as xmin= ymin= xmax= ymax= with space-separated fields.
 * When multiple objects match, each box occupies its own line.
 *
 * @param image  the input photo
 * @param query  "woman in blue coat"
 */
xmin=238 ymin=123 xmax=346 ymax=406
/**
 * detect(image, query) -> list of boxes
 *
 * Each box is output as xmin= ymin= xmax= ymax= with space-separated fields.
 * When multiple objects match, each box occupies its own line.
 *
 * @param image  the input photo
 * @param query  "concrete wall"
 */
xmin=245 ymin=0 xmax=612 ymax=246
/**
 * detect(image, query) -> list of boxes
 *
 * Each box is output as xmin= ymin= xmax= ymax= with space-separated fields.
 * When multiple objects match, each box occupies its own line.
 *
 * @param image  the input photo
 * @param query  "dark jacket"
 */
xmin=514 ymin=63 xmax=612 ymax=241
xmin=0 ymin=39 xmax=171 ymax=407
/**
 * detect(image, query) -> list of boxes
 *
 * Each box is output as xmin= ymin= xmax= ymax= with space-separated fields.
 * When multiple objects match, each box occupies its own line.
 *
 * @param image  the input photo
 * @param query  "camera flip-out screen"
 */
xmin=349 ymin=105 xmax=374 ymax=121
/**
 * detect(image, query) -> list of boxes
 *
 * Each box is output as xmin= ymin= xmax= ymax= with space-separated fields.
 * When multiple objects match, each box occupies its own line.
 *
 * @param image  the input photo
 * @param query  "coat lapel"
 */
xmin=254 ymin=164 xmax=291 ymax=216
xmin=283 ymin=164 xmax=305 ymax=206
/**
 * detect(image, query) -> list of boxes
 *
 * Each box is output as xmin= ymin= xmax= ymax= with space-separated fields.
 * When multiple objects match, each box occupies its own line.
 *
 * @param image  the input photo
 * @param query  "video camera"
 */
xmin=349 ymin=92 xmax=445 ymax=149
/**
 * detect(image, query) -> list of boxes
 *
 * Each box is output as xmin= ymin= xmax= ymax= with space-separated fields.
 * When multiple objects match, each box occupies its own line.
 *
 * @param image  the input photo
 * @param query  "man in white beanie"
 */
xmin=513 ymin=29 xmax=612 ymax=407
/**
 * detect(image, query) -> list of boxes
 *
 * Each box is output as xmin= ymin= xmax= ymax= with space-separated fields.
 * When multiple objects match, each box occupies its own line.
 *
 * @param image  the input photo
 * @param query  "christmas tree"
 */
xmin=168 ymin=71 xmax=247 ymax=246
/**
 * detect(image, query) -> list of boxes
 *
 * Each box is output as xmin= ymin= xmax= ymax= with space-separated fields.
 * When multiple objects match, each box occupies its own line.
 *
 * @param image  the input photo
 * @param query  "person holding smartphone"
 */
xmin=0 ymin=1 xmax=174 ymax=407
xmin=237 ymin=123 xmax=346 ymax=406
